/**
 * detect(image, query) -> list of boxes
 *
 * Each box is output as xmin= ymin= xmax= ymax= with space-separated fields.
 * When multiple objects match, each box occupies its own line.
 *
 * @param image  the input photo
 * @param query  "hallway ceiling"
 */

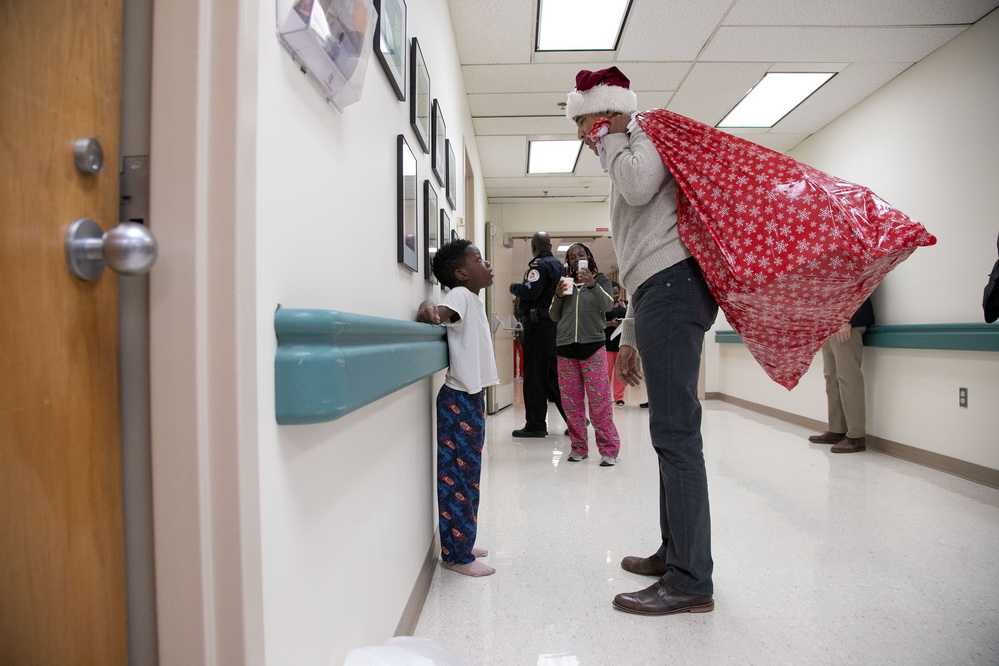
xmin=449 ymin=0 xmax=997 ymax=206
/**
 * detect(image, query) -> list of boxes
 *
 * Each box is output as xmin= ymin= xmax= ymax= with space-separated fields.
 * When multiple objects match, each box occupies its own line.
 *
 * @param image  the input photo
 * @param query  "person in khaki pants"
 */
xmin=809 ymin=297 xmax=875 ymax=453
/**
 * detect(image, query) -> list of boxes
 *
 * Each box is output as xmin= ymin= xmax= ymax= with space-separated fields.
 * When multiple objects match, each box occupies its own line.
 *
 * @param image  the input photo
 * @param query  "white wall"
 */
xmin=251 ymin=0 xmax=485 ymax=663
xmin=711 ymin=11 xmax=999 ymax=471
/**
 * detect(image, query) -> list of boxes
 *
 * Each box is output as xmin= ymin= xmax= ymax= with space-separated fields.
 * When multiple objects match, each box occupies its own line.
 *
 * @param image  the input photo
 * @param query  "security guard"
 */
xmin=509 ymin=231 xmax=567 ymax=437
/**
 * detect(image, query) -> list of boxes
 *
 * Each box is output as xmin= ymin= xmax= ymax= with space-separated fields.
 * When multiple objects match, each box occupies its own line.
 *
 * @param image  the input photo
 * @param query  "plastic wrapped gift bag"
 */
xmin=634 ymin=109 xmax=936 ymax=389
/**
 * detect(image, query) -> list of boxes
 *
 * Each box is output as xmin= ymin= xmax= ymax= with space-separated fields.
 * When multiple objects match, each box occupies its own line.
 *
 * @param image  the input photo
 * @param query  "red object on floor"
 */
xmin=635 ymin=109 xmax=936 ymax=389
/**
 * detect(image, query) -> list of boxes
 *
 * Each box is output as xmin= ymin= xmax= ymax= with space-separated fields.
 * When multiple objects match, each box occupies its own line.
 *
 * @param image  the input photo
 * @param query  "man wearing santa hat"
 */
xmin=567 ymin=67 xmax=719 ymax=616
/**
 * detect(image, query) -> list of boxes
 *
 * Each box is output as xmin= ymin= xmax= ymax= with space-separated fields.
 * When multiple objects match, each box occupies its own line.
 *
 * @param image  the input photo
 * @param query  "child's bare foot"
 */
xmin=443 ymin=560 xmax=495 ymax=577
xmin=471 ymin=547 xmax=488 ymax=558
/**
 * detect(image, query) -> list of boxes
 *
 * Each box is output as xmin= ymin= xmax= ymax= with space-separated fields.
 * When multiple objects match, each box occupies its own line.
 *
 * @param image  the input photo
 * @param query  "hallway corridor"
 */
xmin=414 ymin=392 xmax=999 ymax=664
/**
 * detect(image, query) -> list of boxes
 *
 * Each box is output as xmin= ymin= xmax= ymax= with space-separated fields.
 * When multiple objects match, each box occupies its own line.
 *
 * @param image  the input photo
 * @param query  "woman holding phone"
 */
xmin=549 ymin=243 xmax=621 ymax=466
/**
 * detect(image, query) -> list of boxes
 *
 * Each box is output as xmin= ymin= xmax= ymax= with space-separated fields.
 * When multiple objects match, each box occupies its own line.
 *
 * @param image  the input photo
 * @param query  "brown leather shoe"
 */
xmin=613 ymin=580 xmax=714 ymax=615
xmin=808 ymin=431 xmax=846 ymax=444
xmin=831 ymin=436 xmax=866 ymax=453
xmin=620 ymin=554 xmax=669 ymax=577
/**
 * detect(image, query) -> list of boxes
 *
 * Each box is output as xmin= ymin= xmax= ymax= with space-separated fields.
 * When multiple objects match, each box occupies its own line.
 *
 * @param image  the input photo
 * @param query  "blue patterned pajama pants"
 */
xmin=436 ymin=385 xmax=485 ymax=564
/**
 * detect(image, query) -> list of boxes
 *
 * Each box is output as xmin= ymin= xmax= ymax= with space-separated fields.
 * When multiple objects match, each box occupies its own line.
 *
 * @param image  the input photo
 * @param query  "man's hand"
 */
xmin=576 ymin=266 xmax=595 ymax=288
xmin=616 ymin=345 xmax=643 ymax=386
xmin=607 ymin=112 xmax=631 ymax=135
xmin=835 ymin=323 xmax=852 ymax=343
xmin=416 ymin=300 xmax=441 ymax=325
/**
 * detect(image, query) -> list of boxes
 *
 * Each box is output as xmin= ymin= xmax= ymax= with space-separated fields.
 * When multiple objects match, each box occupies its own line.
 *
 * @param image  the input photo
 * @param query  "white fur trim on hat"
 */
xmin=565 ymin=83 xmax=637 ymax=120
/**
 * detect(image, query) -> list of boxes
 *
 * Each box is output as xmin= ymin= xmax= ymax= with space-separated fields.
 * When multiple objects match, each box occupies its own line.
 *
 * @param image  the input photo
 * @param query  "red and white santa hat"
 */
xmin=565 ymin=67 xmax=637 ymax=120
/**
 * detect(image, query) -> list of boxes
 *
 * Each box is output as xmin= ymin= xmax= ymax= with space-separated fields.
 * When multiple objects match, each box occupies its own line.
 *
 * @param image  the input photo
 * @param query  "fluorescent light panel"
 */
xmin=536 ymin=0 xmax=630 ymax=51
xmin=718 ymin=72 xmax=835 ymax=128
xmin=528 ymin=140 xmax=581 ymax=174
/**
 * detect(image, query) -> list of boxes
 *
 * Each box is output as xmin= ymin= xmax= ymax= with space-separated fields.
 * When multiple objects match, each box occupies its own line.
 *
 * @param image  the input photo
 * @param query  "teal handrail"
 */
xmin=714 ymin=322 xmax=998 ymax=352
xmin=274 ymin=308 xmax=448 ymax=425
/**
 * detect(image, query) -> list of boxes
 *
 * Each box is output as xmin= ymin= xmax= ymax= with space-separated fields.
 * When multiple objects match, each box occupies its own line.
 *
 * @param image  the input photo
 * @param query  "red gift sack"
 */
xmin=634 ymin=109 xmax=936 ymax=389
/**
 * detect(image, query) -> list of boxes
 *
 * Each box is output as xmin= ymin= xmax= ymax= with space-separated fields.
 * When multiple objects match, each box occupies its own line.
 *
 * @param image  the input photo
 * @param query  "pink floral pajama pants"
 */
xmin=557 ymin=348 xmax=621 ymax=459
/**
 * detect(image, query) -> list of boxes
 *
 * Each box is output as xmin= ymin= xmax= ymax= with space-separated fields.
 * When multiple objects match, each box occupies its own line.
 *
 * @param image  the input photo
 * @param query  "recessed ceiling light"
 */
xmin=536 ymin=0 xmax=631 ymax=51
xmin=528 ymin=140 xmax=581 ymax=174
xmin=718 ymin=72 xmax=835 ymax=128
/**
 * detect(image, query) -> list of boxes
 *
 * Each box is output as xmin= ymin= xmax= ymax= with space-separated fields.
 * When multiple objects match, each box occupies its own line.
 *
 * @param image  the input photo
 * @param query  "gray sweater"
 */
xmin=602 ymin=125 xmax=691 ymax=348
xmin=549 ymin=272 xmax=615 ymax=347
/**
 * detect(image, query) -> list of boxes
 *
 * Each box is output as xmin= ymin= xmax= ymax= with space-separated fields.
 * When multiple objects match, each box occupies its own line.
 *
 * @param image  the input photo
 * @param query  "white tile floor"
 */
xmin=414 ymin=386 xmax=999 ymax=665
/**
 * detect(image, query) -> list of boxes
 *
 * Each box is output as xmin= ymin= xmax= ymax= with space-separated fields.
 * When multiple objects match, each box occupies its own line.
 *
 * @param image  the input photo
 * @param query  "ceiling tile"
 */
xmin=468 ymin=92 xmax=567 ymax=119
xmin=474 ymin=116 xmax=574 ymax=136
xmin=486 ymin=186 xmax=608 ymax=199
xmin=617 ymin=0 xmax=736 ymax=60
xmin=667 ymin=62 xmax=771 ymax=125
xmin=461 ymin=63 xmax=609 ymax=94
xmin=476 ymin=136 xmax=527 ymax=178
xmin=489 ymin=195 xmax=609 ymax=204
xmin=701 ymin=26 xmax=967 ymax=62
xmin=447 ymin=0 xmax=535 ymax=65
xmin=724 ymin=0 xmax=999 ymax=26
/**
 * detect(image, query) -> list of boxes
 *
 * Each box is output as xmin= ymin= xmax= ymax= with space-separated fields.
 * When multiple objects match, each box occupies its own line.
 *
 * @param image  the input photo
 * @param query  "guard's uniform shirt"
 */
xmin=508 ymin=250 xmax=566 ymax=432
xmin=509 ymin=251 xmax=563 ymax=324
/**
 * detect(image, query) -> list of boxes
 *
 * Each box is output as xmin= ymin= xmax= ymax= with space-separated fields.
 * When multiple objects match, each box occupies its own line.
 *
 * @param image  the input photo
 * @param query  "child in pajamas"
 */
xmin=417 ymin=240 xmax=498 ymax=577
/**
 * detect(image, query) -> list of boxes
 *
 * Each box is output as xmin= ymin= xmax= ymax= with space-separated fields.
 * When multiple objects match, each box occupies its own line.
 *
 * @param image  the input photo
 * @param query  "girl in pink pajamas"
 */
xmin=550 ymin=243 xmax=621 ymax=466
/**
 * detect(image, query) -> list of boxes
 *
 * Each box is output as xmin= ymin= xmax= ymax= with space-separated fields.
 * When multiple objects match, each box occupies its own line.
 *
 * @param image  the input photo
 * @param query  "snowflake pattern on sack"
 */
xmin=635 ymin=109 xmax=936 ymax=389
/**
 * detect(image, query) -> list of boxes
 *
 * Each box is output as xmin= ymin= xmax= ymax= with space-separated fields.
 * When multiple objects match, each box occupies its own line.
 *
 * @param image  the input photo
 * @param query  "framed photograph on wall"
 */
xmin=397 ymin=134 xmax=418 ymax=272
xmin=445 ymin=138 xmax=457 ymax=209
xmin=440 ymin=208 xmax=451 ymax=254
xmin=409 ymin=38 xmax=430 ymax=153
xmin=423 ymin=180 xmax=438 ymax=283
xmin=373 ymin=0 xmax=407 ymax=101
xmin=431 ymin=99 xmax=446 ymax=187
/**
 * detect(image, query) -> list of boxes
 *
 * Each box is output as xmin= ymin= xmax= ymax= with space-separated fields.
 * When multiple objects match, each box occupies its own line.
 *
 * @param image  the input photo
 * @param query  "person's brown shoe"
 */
xmin=808 ymin=431 xmax=846 ymax=444
xmin=613 ymin=580 xmax=714 ymax=615
xmin=620 ymin=554 xmax=670 ymax=577
xmin=831 ymin=436 xmax=866 ymax=453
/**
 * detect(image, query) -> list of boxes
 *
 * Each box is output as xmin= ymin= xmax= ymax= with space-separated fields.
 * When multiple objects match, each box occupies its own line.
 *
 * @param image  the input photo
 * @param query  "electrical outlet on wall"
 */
xmin=959 ymin=387 xmax=968 ymax=408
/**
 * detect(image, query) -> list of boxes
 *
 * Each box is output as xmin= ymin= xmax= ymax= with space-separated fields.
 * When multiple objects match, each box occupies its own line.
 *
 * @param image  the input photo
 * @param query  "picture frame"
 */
xmin=423 ymin=180 xmax=438 ymax=283
xmin=373 ymin=0 xmax=407 ymax=101
xmin=397 ymin=134 xmax=419 ymax=272
xmin=431 ymin=99 xmax=446 ymax=187
xmin=440 ymin=208 xmax=451 ymax=253
xmin=409 ymin=38 xmax=430 ymax=153
xmin=445 ymin=138 xmax=457 ymax=210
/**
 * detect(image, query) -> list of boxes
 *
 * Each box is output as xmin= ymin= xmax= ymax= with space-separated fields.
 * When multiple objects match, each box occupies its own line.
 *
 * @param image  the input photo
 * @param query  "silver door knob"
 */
xmin=65 ymin=217 xmax=159 ymax=281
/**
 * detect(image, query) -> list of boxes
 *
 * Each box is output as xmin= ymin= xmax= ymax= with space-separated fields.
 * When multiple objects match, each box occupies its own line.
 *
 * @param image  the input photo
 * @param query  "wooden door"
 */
xmin=0 ymin=0 xmax=129 ymax=663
